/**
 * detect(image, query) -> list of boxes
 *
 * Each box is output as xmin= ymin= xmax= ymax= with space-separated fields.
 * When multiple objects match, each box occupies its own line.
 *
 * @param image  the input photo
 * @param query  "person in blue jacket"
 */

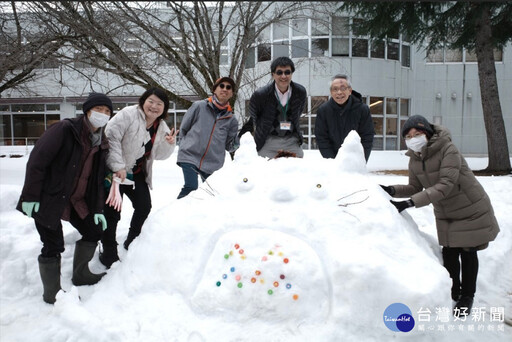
xmin=315 ymin=74 xmax=375 ymax=161
xmin=176 ymin=76 xmax=239 ymax=199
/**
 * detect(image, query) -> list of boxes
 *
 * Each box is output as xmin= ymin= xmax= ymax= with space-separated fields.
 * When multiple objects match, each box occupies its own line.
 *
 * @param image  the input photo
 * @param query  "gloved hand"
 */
xmin=94 ymin=214 xmax=108 ymax=231
xmin=390 ymin=199 xmax=415 ymax=213
xmin=380 ymin=184 xmax=395 ymax=196
xmin=22 ymin=201 xmax=40 ymax=218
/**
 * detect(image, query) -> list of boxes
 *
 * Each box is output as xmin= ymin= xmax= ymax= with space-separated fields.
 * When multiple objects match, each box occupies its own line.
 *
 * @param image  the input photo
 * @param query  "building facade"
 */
xmin=1 ymin=5 xmax=511 ymax=155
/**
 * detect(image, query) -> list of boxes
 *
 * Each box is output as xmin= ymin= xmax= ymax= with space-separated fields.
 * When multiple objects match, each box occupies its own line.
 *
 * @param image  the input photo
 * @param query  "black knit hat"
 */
xmin=83 ymin=92 xmax=113 ymax=115
xmin=402 ymin=115 xmax=434 ymax=138
xmin=212 ymin=77 xmax=235 ymax=93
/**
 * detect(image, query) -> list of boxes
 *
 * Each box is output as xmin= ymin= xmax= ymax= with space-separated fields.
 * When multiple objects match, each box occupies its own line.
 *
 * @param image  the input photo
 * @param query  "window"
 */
xmin=0 ymin=115 xmax=12 ymax=145
xmin=332 ymin=38 xmax=349 ymax=56
xmin=445 ymin=48 xmax=462 ymax=62
xmin=387 ymin=42 xmax=399 ymax=61
xmin=292 ymin=39 xmax=308 ymax=58
xmin=46 ymin=104 xmax=60 ymax=111
xmin=257 ymin=44 xmax=271 ymax=62
xmin=373 ymin=117 xmax=383 ymax=135
xmin=371 ymin=40 xmax=385 ymax=58
xmin=386 ymin=98 xmax=397 ymax=115
xmin=386 ymin=117 xmax=398 ymax=135
xmin=311 ymin=96 xmax=328 ymax=114
xmin=311 ymin=39 xmax=328 ymax=57
xmin=11 ymin=104 xmax=45 ymax=112
xmin=311 ymin=19 xmax=329 ymax=36
xmin=426 ymin=49 xmax=443 ymax=63
xmin=370 ymin=97 xmax=384 ymax=115
xmin=273 ymin=22 xmax=289 ymax=40
xmin=292 ymin=19 xmax=308 ymax=37
xmin=352 ymin=39 xmax=368 ymax=57
xmin=332 ymin=16 xmax=349 ymax=36
xmin=400 ymin=99 xmax=410 ymax=117
xmin=13 ymin=114 xmax=45 ymax=142
xmin=401 ymin=44 xmax=410 ymax=67
xmin=273 ymin=42 xmax=289 ymax=58
xmin=46 ymin=114 xmax=60 ymax=127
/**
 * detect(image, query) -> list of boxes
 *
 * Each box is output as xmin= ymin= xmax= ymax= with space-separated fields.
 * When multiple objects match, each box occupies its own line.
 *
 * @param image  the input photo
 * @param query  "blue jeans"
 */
xmin=177 ymin=162 xmax=211 ymax=199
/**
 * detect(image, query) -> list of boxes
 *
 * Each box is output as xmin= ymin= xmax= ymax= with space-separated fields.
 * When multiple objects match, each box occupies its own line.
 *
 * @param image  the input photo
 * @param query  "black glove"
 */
xmin=380 ymin=184 xmax=395 ymax=196
xmin=390 ymin=199 xmax=414 ymax=213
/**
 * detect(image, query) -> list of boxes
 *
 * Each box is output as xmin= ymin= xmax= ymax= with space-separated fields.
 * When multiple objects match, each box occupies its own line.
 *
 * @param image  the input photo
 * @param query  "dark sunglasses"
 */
xmin=219 ymin=83 xmax=232 ymax=90
xmin=275 ymin=70 xmax=292 ymax=76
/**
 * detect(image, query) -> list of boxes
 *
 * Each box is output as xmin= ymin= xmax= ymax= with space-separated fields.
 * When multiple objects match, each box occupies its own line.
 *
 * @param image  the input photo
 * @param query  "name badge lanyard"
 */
xmin=275 ymin=90 xmax=291 ymax=122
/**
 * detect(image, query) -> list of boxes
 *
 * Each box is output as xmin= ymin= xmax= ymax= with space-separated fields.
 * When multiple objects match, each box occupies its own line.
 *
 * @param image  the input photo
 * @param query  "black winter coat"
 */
xmin=315 ymin=92 xmax=375 ymax=161
xmin=16 ymin=116 xmax=109 ymax=229
xmin=249 ymin=81 xmax=307 ymax=151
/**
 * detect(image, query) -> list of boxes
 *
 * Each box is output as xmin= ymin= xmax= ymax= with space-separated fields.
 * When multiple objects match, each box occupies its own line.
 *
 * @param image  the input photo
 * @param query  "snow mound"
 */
xmin=191 ymin=229 xmax=330 ymax=323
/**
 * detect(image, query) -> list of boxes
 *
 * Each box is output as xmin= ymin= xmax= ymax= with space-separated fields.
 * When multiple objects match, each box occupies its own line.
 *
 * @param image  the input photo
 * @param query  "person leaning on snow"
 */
xmin=16 ymin=92 xmax=114 ymax=304
xmin=249 ymin=57 xmax=306 ymax=158
xmin=380 ymin=115 xmax=500 ymax=316
xmin=314 ymin=74 xmax=375 ymax=162
xmin=99 ymin=88 xmax=178 ymax=268
xmin=176 ymin=76 xmax=239 ymax=199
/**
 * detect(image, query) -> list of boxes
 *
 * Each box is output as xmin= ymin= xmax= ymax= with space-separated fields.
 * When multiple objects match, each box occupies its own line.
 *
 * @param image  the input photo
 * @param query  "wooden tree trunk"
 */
xmin=474 ymin=4 xmax=511 ymax=172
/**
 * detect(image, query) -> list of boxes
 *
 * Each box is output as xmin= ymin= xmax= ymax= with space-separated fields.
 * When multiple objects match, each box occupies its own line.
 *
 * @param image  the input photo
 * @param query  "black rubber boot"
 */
xmin=38 ymin=255 xmax=61 ymax=304
xmin=99 ymin=243 xmax=120 ymax=269
xmin=72 ymin=240 xmax=106 ymax=286
xmin=453 ymin=295 xmax=474 ymax=317
xmin=123 ymin=228 xmax=141 ymax=250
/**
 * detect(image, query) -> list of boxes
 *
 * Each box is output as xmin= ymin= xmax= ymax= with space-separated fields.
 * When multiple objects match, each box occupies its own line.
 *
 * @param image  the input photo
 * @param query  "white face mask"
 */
xmin=89 ymin=110 xmax=110 ymax=128
xmin=406 ymin=134 xmax=428 ymax=152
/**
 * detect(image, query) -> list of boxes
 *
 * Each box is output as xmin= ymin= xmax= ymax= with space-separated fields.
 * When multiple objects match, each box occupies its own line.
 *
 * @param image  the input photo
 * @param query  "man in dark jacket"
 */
xmin=17 ymin=92 xmax=113 ymax=304
xmin=249 ymin=57 xmax=307 ymax=158
xmin=315 ymin=74 xmax=375 ymax=161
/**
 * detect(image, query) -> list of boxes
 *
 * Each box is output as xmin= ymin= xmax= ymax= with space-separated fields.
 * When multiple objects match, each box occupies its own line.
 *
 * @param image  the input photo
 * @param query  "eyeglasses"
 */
xmin=219 ymin=83 xmax=232 ymax=90
xmin=331 ymin=86 xmax=349 ymax=92
xmin=405 ymin=132 xmax=425 ymax=140
xmin=274 ymin=70 xmax=292 ymax=76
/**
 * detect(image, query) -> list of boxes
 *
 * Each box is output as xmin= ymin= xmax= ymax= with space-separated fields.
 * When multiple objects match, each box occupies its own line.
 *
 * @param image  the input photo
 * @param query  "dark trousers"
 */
xmin=177 ymin=162 xmax=211 ymax=199
xmin=36 ymin=208 xmax=103 ymax=258
xmin=442 ymin=247 xmax=479 ymax=299
xmin=102 ymin=172 xmax=152 ymax=246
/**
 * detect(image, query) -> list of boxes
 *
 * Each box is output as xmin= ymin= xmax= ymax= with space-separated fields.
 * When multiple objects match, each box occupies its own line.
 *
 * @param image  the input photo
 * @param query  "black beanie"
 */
xmin=402 ymin=115 xmax=434 ymax=138
xmin=83 ymin=92 xmax=113 ymax=115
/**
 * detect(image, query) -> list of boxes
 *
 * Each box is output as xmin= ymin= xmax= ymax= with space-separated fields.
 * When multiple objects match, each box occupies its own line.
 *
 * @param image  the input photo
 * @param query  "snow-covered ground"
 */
xmin=0 ymin=133 xmax=510 ymax=342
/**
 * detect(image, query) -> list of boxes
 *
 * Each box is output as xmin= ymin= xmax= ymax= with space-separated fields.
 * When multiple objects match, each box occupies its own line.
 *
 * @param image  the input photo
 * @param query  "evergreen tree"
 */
xmin=341 ymin=2 xmax=511 ymax=173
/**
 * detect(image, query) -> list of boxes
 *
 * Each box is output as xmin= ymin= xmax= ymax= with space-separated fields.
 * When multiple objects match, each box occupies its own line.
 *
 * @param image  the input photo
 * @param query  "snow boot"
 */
xmin=123 ymin=228 xmax=140 ymax=250
xmin=453 ymin=295 xmax=474 ymax=317
xmin=72 ymin=240 xmax=106 ymax=286
xmin=99 ymin=242 xmax=120 ymax=269
xmin=38 ymin=255 xmax=61 ymax=304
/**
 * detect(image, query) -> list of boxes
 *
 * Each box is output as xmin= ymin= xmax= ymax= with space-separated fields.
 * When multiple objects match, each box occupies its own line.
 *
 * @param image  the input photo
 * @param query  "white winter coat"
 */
xmin=105 ymin=104 xmax=175 ymax=189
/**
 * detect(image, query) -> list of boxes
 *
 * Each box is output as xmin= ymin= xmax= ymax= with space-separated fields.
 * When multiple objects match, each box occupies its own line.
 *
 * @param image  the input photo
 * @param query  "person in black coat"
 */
xmin=248 ymin=57 xmax=307 ymax=158
xmin=16 ymin=92 xmax=113 ymax=304
xmin=315 ymin=74 xmax=375 ymax=161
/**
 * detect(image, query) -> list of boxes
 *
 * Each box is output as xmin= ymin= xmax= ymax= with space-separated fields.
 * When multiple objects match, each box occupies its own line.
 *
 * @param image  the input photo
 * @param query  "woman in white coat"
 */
xmin=100 ymin=88 xmax=178 ymax=268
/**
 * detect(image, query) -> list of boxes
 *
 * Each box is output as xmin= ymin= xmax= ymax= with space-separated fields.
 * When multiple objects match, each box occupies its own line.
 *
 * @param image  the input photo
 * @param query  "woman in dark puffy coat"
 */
xmin=380 ymin=115 xmax=500 ymax=317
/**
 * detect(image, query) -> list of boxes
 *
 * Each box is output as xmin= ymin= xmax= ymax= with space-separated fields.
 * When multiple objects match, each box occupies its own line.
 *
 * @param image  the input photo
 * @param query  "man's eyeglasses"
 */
xmin=274 ymin=70 xmax=292 ymax=76
xmin=219 ymin=83 xmax=232 ymax=90
xmin=405 ymin=132 xmax=424 ymax=140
